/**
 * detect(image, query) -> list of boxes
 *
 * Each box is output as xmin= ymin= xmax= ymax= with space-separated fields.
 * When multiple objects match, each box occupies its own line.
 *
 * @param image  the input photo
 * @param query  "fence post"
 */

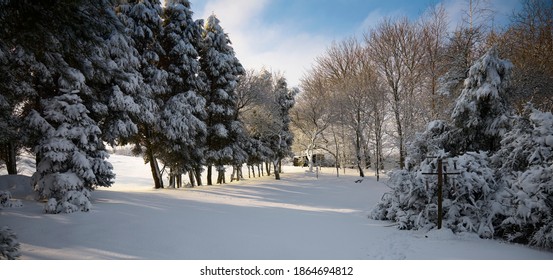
xmin=437 ymin=158 xmax=443 ymax=229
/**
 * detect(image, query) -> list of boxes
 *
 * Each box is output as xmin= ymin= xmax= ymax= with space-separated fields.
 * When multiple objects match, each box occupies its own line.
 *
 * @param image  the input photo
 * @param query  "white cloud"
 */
xmin=242 ymin=32 xmax=330 ymax=88
xmin=439 ymin=0 xmax=519 ymax=31
xmin=357 ymin=8 xmax=406 ymax=33
xmin=195 ymin=0 xmax=332 ymax=88
xmin=198 ymin=0 xmax=269 ymax=30
xmin=356 ymin=0 xmax=519 ymax=36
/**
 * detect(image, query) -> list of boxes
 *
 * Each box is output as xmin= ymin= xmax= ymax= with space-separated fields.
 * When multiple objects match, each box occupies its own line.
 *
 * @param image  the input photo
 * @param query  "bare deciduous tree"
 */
xmin=494 ymin=0 xmax=553 ymax=112
xmin=315 ymin=37 xmax=372 ymax=177
xmin=291 ymin=70 xmax=334 ymax=172
xmin=366 ymin=17 xmax=426 ymax=168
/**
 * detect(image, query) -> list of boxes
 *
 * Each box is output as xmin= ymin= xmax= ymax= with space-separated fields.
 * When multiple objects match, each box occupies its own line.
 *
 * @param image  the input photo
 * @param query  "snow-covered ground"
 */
xmin=2 ymin=154 xmax=552 ymax=261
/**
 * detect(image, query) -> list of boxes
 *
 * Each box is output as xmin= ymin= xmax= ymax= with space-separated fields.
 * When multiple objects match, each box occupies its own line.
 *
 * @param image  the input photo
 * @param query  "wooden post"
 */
xmin=437 ymin=159 xmax=443 ymax=229
xmin=423 ymin=156 xmax=460 ymax=230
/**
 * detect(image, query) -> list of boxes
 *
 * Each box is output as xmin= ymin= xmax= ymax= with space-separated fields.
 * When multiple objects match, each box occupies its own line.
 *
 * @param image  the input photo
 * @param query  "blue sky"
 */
xmin=187 ymin=0 xmax=521 ymax=87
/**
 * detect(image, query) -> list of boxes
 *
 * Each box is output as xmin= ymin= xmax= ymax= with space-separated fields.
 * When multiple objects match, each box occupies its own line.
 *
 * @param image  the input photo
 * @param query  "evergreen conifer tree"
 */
xmin=158 ymin=0 xmax=207 ymax=186
xmin=449 ymin=46 xmax=513 ymax=154
xmin=29 ymin=87 xmax=114 ymax=213
xmin=1 ymin=0 xmax=127 ymax=211
xmin=117 ymin=0 xmax=167 ymax=189
xmin=268 ymin=78 xmax=296 ymax=179
xmin=198 ymin=14 xmax=245 ymax=185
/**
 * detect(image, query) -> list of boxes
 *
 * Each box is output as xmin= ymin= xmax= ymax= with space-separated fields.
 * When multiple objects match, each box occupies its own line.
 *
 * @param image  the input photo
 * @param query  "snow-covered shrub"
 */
xmin=0 ymin=191 xmax=10 ymax=207
xmin=371 ymin=151 xmax=500 ymax=237
xmin=441 ymin=152 xmax=501 ymax=238
xmin=44 ymin=189 xmax=92 ymax=214
xmin=492 ymin=106 xmax=553 ymax=248
xmin=29 ymin=92 xmax=114 ymax=214
xmin=0 ymin=226 xmax=20 ymax=260
xmin=405 ymin=120 xmax=453 ymax=171
xmin=0 ymin=190 xmax=22 ymax=208
xmin=370 ymin=168 xmax=430 ymax=230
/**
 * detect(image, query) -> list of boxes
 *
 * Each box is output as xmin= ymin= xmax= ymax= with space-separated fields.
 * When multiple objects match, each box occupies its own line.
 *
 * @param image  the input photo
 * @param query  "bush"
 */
xmin=0 ymin=226 xmax=20 ymax=260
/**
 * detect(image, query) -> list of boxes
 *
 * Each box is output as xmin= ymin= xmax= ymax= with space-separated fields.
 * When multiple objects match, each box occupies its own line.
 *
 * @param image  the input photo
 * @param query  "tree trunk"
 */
xmin=259 ymin=164 xmax=263 ymax=176
xmin=342 ymin=122 xmax=347 ymax=175
xmin=5 ymin=142 xmax=17 ymax=175
xmin=35 ymin=153 xmax=42 ymax=173
xmin=355 ymin=130 xmax=365 ymax=178
xmin=273 ymin=160 xmax=280 ymax=180
xmin=169 ymin=168 xmax=175 ymax=188
xmin=265 ymin=161 xmax=271 ymax=176
xmin=363 ymin=142 xmax=371 ymax=169
xmin=332 ymin=127 xmax=340 ymax=177
xmin=216 ymin=165 xmax=225 ymax=184
xmin=307 ymin=145 xmax=314 ymax=172
xmin=188 ymin=171 xmax=196 ymax=187
xmin=169 ymin=168 xmax=179 ymax=188
xmin=393 ymin=103 xmax=405 ymax=169
xmin=194 ymin=167 xmax=203 ymax=186
xmin=147 ymin=148 xmax=163 ymax=189
xmin=373 ymin=101 xmax=385 ymax=181
xmin=207 ymin=164 xmax=213 ymax=185
xmin=374 ymin=145 xmax=380 ymax=182
xmin=176 ymin=173 xmax=182 ymax=188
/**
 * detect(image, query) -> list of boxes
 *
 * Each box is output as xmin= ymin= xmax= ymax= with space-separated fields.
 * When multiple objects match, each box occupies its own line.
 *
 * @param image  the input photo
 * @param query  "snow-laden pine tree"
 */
xmin=0 ymin=44 xmax=28 ymax=175
xmin=1 ymin=0 xmax=142 ymax=150
xmin=160 ymin=0 xmax=203 ymax=93
xmin=87 ymin=3 xmax=143 ymax=147
xmin=371 ymin=47 xmax=513 ymax=238
xmin=28 ymin=72 xmax=114 ymax=213
xmin=117 ymin=0 xmax=168 ymax=189
xmin=492 ymin=105 xmax=553 ymax=249
xmin=0 ymin=0 xmax=128 ymax=212
xmin=158 ymin=92 xmax=206 ymax=186
xmin=267 ymin=78 xmax=296 ymax=180
xmin=198 ymin=14 xmax=246 ymax=185
xmin=158 ymin=0 xmax=207 ymax=187
xmin=449 ymin=46 xmax=513 ymax=154
xmin=0 ymin=2 xmax=54 ymax=175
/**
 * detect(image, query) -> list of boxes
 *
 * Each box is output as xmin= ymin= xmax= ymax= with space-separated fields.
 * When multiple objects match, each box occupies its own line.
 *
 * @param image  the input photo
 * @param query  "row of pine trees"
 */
xmin=0 ymin=0 xmax=295 ymax=214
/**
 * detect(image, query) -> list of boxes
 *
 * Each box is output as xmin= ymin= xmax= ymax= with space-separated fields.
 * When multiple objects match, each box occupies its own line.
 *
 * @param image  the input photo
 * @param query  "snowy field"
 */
xmin=1 ymin=154 xmax=552 ymax=261
xmin=0 ymin=155 xmax=553 ymax=279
